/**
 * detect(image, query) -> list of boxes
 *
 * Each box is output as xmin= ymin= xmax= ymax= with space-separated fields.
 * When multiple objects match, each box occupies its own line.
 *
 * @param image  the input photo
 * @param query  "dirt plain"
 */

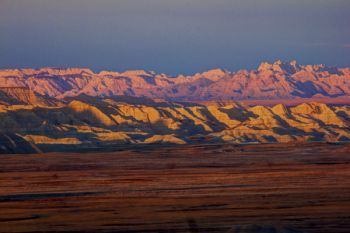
xmin=0 ymin=143 xmax=350 ymax=233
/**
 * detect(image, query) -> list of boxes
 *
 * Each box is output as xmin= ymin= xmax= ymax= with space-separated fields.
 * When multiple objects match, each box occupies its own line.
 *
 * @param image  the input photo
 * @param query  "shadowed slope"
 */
xmin=0 ymin=87 xmax=61 ymax=106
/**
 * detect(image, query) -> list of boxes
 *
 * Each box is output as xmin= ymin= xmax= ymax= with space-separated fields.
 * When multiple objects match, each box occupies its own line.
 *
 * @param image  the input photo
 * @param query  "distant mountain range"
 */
xmin=1 ymin=60 xmax=350 ymax=102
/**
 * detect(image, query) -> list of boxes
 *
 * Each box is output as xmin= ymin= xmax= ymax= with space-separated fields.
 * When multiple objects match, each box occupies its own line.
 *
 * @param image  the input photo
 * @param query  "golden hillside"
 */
xmin=1 ymin=95 xmax=350 ymax=152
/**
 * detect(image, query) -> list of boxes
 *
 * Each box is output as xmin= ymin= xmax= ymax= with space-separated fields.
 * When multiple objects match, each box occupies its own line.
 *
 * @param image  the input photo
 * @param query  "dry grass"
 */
xmin=0 ymin=143 xmax=349 ymax=232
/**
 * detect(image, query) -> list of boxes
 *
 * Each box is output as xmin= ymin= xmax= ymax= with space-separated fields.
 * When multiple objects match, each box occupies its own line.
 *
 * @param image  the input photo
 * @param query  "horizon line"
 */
xmin=0 ymin=59 xmax=347 ymax=77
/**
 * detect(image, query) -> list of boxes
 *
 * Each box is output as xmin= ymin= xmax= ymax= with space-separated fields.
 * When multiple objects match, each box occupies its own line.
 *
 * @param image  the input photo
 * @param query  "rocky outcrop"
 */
xmin=143 ymin=135 xmax=186 ymax=145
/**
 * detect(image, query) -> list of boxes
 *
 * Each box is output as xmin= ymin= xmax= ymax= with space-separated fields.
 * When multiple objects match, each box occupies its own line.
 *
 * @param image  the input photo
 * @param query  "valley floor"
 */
xmin=0 ymin=143 xmax=350 ymax=233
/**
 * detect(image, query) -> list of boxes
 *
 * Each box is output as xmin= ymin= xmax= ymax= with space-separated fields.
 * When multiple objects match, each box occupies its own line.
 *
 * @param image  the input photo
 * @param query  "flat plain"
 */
xmin=0 ymin=143 xmax=350 ymax=233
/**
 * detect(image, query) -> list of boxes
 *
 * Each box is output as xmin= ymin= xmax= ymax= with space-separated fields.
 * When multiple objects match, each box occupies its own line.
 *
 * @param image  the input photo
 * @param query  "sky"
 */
xmin=0 ymin=0 xmax=349 ymax=75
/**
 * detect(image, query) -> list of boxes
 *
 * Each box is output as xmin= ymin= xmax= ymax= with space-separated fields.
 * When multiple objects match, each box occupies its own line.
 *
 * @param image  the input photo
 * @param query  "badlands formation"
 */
xmin=1 ymin=61 xmax=350 ymax=152
xmin=0 ymin=92 xmax=350 ymax=153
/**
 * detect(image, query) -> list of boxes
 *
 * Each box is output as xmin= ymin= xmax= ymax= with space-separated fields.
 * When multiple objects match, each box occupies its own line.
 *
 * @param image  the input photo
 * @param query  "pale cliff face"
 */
xmin=0 ymin=61 xmax=349 ymax=101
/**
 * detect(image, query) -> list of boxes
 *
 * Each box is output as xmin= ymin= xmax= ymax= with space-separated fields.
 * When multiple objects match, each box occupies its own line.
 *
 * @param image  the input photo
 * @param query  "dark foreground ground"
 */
xmin=0 ymin=143 xmax=350 ymax=233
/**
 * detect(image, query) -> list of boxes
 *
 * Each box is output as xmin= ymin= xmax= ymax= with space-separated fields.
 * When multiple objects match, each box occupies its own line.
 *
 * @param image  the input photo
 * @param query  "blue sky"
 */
xmin=0 ymin=0 xmax=349 ymax=75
